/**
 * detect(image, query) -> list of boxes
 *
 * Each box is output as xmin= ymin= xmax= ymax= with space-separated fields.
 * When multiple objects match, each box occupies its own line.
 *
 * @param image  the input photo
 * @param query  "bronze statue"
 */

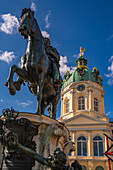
xmin=0 ymin=108 xmax=38 ymax=170
xmin=43 ymin=37 xmax=61 ymax=85
xmin=5 ymin=8 xmax=62 ymax=118
xmin=10 ymin=134 xmax=82 ymax=170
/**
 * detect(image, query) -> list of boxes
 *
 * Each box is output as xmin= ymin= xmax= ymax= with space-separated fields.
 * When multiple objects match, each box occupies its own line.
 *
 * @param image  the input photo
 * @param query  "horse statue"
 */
xmin=5 ymin=8 xmax=62 ymax=119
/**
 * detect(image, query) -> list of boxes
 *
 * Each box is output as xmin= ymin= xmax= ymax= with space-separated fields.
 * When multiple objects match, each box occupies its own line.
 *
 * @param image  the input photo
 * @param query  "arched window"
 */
xmin=78 ymin=96 xmax=85 ymax=110
xmin=95 ymin=166 xmax=104 ymax=170
xmin=77 ymin=136 xmax=87 ymax=156
xmin=94 ymin=98 xmax=98 ymax=111
xmin=66 ymin=99 xmax=69 ymax=113
xmin=93 ymin=136 xmax=103 ymax=156
xmin=82 ymin=165 xmax=87 ymax=170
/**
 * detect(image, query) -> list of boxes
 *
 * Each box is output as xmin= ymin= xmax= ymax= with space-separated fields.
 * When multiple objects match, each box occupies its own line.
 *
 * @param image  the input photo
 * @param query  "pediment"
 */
xmin=63 ymin=114 xmax=108 ymax=125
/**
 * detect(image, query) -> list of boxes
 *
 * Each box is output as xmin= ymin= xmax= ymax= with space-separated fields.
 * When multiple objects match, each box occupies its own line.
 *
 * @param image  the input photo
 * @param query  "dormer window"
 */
xmin=94 ymin=98 xmax=98 ymax=112
xmin=78 ymin=96 xmax=85 ymax=110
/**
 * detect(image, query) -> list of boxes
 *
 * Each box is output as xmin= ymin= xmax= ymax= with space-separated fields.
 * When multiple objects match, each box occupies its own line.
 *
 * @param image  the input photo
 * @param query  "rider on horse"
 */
xmin=44 ymin=37 xmax=61 ymax=86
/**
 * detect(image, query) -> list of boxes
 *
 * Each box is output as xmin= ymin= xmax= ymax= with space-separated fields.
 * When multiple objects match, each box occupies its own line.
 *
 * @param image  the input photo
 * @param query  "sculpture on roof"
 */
xmin=80 ymin=46 xmax=85 ymax=56
xmin=5 ymin=8 xmax=62 ymax=119
xmin=62 ymin=47 xmax=103 ymax=89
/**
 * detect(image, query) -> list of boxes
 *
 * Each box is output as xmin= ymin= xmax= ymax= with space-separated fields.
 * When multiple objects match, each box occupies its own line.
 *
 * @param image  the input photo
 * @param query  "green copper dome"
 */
xmin=62 ymin=48 xmax=103 ymax=89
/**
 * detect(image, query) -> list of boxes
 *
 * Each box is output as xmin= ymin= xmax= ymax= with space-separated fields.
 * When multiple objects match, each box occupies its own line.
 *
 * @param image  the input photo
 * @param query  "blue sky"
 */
xmin=0 ymin=0 xmax=113 ymax=119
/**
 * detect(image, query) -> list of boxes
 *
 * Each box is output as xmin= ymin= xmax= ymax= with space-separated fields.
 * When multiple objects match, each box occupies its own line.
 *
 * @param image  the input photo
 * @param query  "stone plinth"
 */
xmin=0 ymin=112 xmax=70 ymax=170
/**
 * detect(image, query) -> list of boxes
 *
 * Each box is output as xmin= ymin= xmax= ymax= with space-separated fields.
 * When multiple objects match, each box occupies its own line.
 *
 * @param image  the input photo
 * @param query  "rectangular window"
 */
xmin=77 ymin=142 xmax=81 ymax=156
xmin=93 ymin=142 xmax=98 ymax=156
xmin=83 ymin=142 xmax=87 ymax=156
xmin=66 ymin=100 xmax=69 ymax=113
xmin=99 ymin=142 xmax=104 ymax=156
xmin=78 ymin=96 xmax=85 ymax=110
xmin=94 ymin=98 xmax=98 ymax=112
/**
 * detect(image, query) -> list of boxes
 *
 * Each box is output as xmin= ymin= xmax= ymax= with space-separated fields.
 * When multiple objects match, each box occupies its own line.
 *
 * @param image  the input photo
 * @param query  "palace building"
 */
xmin=59 ymin=47 xmax=113 ymax=170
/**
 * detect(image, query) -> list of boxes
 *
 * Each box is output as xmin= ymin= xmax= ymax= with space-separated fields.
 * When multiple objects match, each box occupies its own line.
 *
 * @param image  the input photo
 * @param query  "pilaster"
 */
xmin=70 ymin=89 xmax=75 ymax=113
xmin=88 ymin=130 xmax=91 ymax=157
xmin=71 ymin=131 xmax=75 ymax=156
xmin=88 ymin=89 xmax=93 ymax=111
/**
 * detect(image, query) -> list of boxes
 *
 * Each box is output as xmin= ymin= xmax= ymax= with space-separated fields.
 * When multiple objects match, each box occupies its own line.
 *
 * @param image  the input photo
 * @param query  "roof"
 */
xmin=62 ymin=55 xmax=103 ymax=89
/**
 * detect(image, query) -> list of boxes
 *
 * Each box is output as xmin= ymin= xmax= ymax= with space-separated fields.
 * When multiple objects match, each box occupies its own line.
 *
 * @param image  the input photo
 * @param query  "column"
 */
xmin=61 ymin=96 xmax=63 ymax=117
xmin=104 ymin=132 xmax=107 ymax=152
xmin=88 ymin=130 xmax=91 ymax=157
xmin=85 ymin=96 xmax=88 ymax=110
xmin=70 ymin=89 xmax=75 ymax=113
xmin=88 ymin=89 xmax=93 ymax=111
xmin=72 ymin=131 xmax=75 ymax=156
xmin=101 ymin=94 xmax=105 ymax=114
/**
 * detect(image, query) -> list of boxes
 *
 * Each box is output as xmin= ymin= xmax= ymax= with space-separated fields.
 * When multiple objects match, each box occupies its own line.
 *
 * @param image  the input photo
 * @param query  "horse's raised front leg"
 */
xmin=5 ymin=64 xmax=29 ymax=95
xmin=5 ymin=65 xmax=18 ymax=95
xmin=36 ymin=72 xmax=45 ymax=115
xmin=13 ymin=77 xmax=24 ymax=91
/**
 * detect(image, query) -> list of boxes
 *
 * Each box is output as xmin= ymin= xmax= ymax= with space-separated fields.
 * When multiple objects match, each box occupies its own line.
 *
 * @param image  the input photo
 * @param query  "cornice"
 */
xmin=62 ymin=113 xmax=108 ymax=123
xmin=68 ymin=127 xmax=110 ymax=131
xmin=62 ymin=80 xmax=105 ymax=96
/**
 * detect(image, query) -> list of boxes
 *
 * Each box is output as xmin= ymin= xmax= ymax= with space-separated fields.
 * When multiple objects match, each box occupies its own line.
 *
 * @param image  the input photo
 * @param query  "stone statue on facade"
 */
xmin=5 ymin=8 xmax=62 ymax=119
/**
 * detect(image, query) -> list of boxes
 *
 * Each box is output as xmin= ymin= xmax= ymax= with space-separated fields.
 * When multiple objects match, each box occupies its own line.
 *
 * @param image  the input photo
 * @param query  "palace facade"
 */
xmin=59 ymin=48 xmax=113 ymax=170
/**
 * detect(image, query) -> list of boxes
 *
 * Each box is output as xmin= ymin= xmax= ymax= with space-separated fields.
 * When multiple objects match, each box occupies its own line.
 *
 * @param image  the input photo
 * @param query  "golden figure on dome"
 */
xmin=80 ymin=46 xmax=85 ymax=56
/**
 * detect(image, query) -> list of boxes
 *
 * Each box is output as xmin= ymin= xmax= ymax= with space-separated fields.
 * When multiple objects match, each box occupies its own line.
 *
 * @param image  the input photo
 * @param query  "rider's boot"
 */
xmin=52 ymin=63 xmax=62 ymax=86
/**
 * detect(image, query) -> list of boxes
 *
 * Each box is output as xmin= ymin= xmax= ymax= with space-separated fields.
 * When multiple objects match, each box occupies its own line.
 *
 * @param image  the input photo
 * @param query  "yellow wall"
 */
xmin=61 ymin=81 xmax=105 ymax=120
xmin=60 ymin=80 xmax=112 ymax=170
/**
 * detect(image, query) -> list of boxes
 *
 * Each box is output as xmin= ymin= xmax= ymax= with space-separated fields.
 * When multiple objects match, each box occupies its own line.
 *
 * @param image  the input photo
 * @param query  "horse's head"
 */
xmin=18 ymin=8 xmax=35 ymax=39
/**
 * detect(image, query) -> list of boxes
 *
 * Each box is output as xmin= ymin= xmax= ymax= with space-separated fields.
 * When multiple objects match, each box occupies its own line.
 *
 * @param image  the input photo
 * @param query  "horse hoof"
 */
xmin=35 ymin=111 xmax=42 ymax=116
xmin=5 ymin=82 xmax=8 ymax=87
xmin=8 ymin=84 xmax=16 ymax=95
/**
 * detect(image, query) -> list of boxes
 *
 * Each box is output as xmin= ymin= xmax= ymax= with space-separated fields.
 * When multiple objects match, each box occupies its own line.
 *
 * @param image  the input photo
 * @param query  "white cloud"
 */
xmin=16 ymin=100 xmax=33 ymax=108
xmin=0 ymin=50 xmax=16 ymax=64
xmin=107 ymin=34 xmax=113 ymax=40
xmin=18 ymin=62 xmax=21 ymax=68
xmin=0 ymin=13 xmax=19 ymax=34
xmin=109 ymin=56 xmax=113 ymax=62
xmin=31 ymin=2 xmax=36 ymax=11
xmin=45 ymin=10 xmax=51 ymax=29
xmin=106 ymin=112 xmax=113 ymax=118
xmin=41 ymin=31 xmax=50 ymax=38
xmin=105 ymin=56 xmax=113 ymax=85
xmin=107 ymin=79 xmax=113 ymax=85
xmin=73 ymin=53 xmax=80 ymax=58
xmin=60 ymin=56 xmax=76 ymax=77
xmin=0 ymin=99 xmax=3 ymax=102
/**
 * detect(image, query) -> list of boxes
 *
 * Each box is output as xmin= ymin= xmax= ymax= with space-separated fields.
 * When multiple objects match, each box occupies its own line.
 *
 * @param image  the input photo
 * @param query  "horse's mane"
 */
xmin=20 ymin=8 xmax=34 ymax=19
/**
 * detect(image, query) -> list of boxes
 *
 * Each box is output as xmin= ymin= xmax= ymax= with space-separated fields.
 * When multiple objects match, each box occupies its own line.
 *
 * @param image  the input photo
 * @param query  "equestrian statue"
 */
xmin=5 ymin=8 xmax=62 ymax=119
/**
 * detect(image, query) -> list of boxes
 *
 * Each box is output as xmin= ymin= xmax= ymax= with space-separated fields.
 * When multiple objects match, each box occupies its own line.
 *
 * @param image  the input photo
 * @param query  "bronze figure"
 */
xmin=5 ymin=8 xmax=62 ymax=118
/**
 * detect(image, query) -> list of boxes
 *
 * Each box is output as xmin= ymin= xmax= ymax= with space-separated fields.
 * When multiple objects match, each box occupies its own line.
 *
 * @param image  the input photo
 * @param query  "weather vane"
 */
xmin=80 ymin=46 xmax=85 ymax=56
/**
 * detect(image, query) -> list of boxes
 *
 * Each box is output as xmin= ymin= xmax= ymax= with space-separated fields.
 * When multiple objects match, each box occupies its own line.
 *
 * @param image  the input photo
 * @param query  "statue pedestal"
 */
xmin=0 ymin=112 xmax=70 ymax=170
xmin=18 ymin=113 xmax=70 ymax=170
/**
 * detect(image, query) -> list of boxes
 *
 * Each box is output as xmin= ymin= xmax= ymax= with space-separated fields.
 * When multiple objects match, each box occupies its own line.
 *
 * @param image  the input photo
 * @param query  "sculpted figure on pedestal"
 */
xmin=10 ymin=133 xmax=82 ymax=170
xmin=0 ymin=108 xmax=38 ymax=170
xmin=5 ymin=8 xmax=62 ymax=119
